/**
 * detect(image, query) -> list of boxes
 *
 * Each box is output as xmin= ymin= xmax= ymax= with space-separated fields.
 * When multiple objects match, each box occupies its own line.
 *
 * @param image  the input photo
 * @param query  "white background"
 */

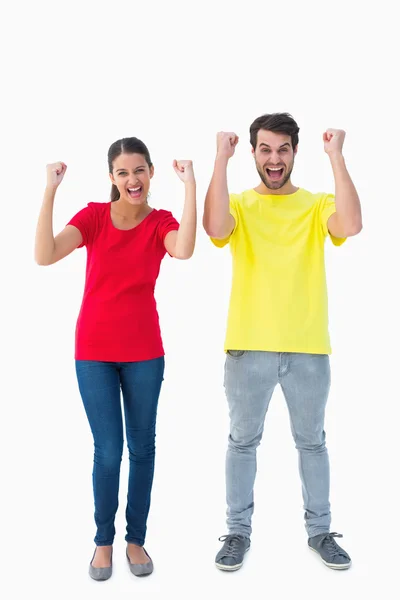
xmin=1 ymin=0 xmax=399 ymax=598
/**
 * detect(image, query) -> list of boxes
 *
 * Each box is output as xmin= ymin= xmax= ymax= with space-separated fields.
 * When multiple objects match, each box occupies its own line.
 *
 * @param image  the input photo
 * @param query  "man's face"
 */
xmin=253 ymin=129 xmax=297 ymax=190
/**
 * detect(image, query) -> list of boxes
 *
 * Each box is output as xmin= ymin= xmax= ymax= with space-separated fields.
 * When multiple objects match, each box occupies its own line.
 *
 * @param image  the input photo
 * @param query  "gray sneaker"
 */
xmin=215 ymin=534 xmax=250 ymax=571
xmin=308 ymin=532 xmax=351 ymax=570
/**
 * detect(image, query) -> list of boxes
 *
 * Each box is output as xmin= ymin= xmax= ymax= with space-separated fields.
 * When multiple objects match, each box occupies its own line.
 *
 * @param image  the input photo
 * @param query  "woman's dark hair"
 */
xmin=108 ymin=137 xmax=153 ymax=202
xmin=249 ymin=113 xmax=300 ymax=151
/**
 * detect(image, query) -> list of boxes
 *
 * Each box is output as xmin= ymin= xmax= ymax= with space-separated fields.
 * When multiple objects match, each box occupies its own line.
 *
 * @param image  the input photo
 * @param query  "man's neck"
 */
xmin=254 ymin=181 xmax=299 ymax=196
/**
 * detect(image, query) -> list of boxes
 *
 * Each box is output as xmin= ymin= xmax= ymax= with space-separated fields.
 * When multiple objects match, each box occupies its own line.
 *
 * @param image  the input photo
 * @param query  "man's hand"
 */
xmin=323 ymin=129 xmax=345 ymax=156
xmin=216 ymin=132 xmax=239 ymax=160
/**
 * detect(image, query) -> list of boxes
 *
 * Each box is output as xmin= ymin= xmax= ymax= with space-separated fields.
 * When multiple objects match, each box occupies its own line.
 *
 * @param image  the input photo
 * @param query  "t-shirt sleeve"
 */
xmin=157 ymin=211 xmax=180 ymax=243
xmin=157 ymin=211 xmax=180 ymax=257
xmin=319 ymin=193 xmax=347 ymax=247
xmin=210 ymin=194 xmax=239 ymax=248
xmin=67 ymin=204 xmax=96 ymax=248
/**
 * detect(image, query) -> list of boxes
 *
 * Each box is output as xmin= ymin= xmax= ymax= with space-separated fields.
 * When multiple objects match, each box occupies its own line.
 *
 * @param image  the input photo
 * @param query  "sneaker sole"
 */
xmin=309 ymin=546 xmax=352 ymax=570
xmin=215 ymin=546 xmax=250 ymax=571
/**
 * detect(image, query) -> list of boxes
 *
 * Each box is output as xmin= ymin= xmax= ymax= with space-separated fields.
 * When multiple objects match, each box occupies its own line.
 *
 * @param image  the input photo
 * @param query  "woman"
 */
xmin=34 ymin=137 xmax=197 ymax=580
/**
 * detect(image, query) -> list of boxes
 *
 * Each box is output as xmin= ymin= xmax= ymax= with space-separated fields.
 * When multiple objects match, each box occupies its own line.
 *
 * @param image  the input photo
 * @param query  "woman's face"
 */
xmin=109 ymin=152 xmax=154 ymax=205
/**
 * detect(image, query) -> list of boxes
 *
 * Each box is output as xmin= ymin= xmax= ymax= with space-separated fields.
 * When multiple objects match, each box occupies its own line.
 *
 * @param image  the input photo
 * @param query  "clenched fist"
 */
xmin=216 ymin=132 xmax=239 ymax=160
xmin=173 ymin=160 xmax=195 ymax=184
xmin=323 ymin=129 xmax=345 ymax=156
xmin=46 ymin=162 xmax=67 ymax=190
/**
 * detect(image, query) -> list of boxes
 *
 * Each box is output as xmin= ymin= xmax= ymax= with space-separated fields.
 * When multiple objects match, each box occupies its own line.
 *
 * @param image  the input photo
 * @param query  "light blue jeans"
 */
xmin=224 ymin=350 xmax=331 ymax=539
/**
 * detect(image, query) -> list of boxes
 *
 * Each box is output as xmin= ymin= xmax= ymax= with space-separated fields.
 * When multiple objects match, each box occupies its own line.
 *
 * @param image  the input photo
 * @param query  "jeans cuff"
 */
xmin=125 ymin=536 xmax=145 ymax=546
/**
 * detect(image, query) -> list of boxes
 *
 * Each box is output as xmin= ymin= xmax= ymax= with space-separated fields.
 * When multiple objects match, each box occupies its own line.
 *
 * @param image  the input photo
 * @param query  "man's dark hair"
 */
xmin=249 ymin=113 xmax=300 ymax=150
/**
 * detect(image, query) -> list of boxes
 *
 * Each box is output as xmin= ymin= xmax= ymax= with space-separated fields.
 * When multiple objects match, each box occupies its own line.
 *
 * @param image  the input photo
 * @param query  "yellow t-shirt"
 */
xmin=211 ymin=188 xmax=345 ymax=355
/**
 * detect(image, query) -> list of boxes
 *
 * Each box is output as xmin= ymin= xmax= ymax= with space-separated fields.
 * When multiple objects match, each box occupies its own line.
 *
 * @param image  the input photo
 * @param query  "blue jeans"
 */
xmin=224 ymin=351 xmax=331 ymax=538
xmin=75 ymin=357 xmax=165 ymax=547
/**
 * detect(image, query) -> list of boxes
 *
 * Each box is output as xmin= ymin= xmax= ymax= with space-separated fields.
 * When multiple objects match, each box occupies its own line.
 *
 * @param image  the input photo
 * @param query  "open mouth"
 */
xmin=266 ymin=167 xmax=284 ymax=181
xmin=127 ymin=186 xmax=142 ymax=199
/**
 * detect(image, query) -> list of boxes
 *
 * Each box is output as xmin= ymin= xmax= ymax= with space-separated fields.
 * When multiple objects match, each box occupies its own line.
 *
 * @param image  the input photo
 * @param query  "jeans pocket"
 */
xmin=227 ymin=349 xmax=246 ymax=359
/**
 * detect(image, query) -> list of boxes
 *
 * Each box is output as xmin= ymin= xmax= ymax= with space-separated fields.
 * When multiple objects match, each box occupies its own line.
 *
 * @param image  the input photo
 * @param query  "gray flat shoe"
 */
xmin=126 ymin=548 xmax=153 ymax=576
xmin=89 ymin=548 xmax=113 ymax=581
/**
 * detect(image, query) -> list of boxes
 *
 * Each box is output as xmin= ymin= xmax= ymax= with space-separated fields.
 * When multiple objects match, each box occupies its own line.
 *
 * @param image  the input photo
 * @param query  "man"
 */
xmin=203 ymin=113 xmax=362 ymax=571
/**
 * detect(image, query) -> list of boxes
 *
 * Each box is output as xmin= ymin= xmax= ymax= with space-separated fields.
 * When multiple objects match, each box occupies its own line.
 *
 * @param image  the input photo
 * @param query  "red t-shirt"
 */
xmin=67 ymin=202 xmax=179 ymax=362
